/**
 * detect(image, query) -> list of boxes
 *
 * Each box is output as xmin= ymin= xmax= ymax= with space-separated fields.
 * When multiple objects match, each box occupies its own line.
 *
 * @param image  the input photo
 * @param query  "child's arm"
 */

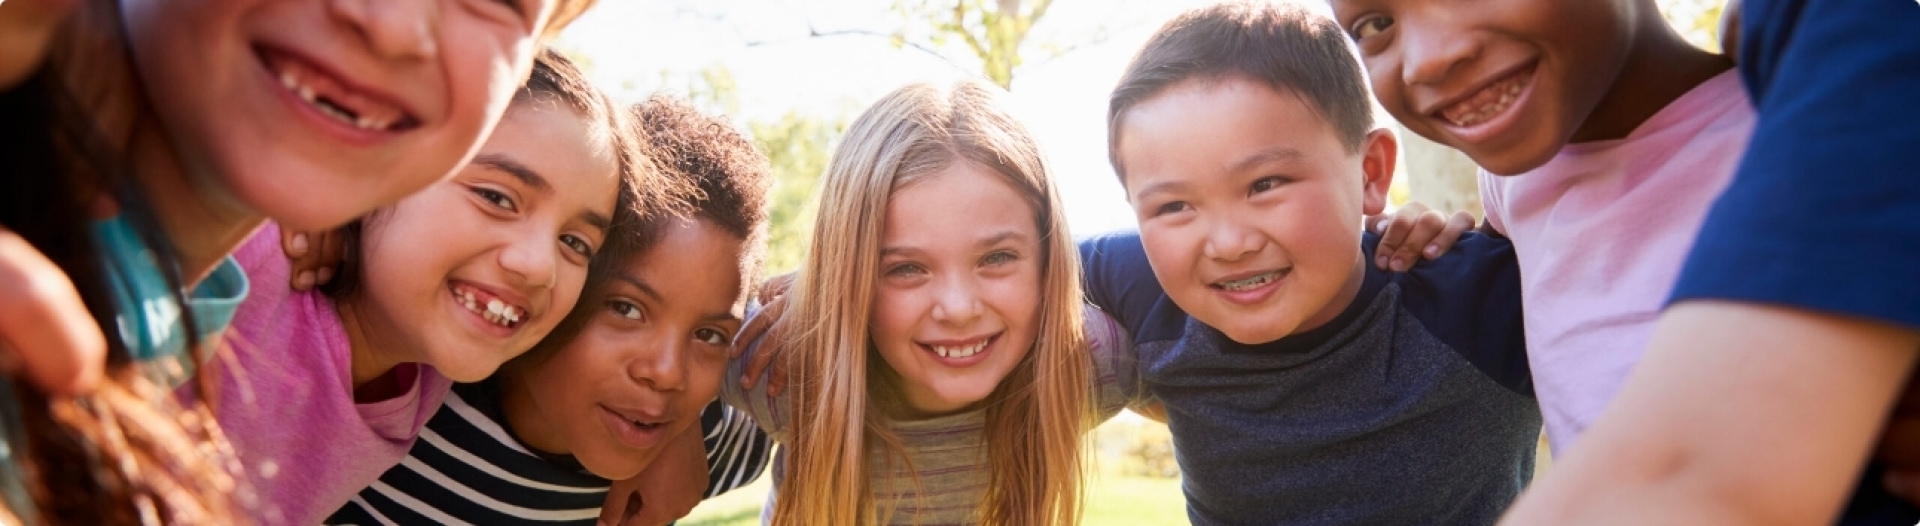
xmin=0 ymin=227 xmax=104 ymax=394
xmin=598 ymin=425 xmax=711 ymax=526
xmin=1500 ymin=304 xmax=1918 ymax=524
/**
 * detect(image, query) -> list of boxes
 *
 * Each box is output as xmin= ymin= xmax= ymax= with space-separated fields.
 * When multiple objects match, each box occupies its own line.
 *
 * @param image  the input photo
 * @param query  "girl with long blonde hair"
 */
xmin=723 ymin=79 xmax=1145 ymax=526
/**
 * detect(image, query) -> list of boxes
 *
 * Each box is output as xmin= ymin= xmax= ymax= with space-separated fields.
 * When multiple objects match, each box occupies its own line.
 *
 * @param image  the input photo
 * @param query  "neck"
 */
xmin=60 ymin=0 xmax=265 ymax=286
xmin=500 ymin=374 xmax=569 ymax=455
xmin=338 ymin=296 xmax=404 ymax=392
xmin=1570 ymin=7 xmax=1734 ymax=143
xmin=1297 ymin=253 xmax=1369 ymax=335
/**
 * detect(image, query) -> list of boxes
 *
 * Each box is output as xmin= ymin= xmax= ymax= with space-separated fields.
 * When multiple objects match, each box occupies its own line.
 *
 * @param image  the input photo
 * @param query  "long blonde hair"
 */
xmin=773 ymin=80 xmax=1094 ymax=526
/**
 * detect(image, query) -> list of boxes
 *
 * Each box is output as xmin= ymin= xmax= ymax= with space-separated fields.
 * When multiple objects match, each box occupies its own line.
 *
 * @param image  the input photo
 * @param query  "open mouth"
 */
xmin=450 ymin=283 xmax=527 ymax=329
xmin=1210 ymin=269 xmax=1287 ymax=291
xmin=1436 ymin=63 xmax=1535 ymax=128
xmin=259 ymin=47 xmax=420 ymax=133
xmin=603 ymin=405 xmax=667 ymax=430
xmin=920 ymin=334 xmax=998 ymax=360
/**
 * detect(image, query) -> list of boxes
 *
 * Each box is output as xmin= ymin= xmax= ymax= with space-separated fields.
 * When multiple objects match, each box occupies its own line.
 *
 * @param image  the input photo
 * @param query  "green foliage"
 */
xmin=891 ymin=0 xmax=1057 ymax=88
xmin=749 ymin=112 xmax=846 ymax=275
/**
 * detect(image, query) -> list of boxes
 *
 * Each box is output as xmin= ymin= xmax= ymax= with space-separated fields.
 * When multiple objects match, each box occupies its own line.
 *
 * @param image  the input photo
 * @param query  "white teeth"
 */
xmin=455 ymin=289 xmax=521 ymax=328
xmin=931 ymin=341 xmax=988 ymax=359
xmin=1218 ymin=271 xmax=1279 ymax=291
xmin=278 ymin=64 xmax=391 ymax=131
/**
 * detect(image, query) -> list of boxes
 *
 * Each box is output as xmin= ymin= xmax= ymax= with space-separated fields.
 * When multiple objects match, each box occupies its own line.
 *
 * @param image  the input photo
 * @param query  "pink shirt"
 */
xmin=189 ymin=223 xmax=452 ymax=524
xmin=1481 ymin=71 xmax=1752 ymax=455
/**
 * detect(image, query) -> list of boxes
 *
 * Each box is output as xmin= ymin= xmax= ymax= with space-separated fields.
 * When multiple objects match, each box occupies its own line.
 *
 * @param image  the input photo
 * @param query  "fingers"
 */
xmin=755 ymin=272 xmax=795 ymax=307
xmin=1369 ymin=202 xmax=1429 ymax=272
xmin=1426 ymin=211 xmax=1475 ymax=259
xmin=0 ymin=228 xmax=105 ymax=395
xmin=282 ymin=229 xmax=345 ymax=291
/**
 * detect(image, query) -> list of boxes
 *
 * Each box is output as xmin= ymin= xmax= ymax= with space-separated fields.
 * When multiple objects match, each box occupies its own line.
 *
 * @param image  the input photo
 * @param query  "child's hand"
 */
xmin=0 ymin=227 xmax=105 ymax=395
xmin=597 ymin=427 xmax=709 ymax=526
xmin=734 ymin=273 xmax=794 ymax=395
xmin=1365 ymin=202 xmax=1477 ymax=272
xmin=280 ymin=228 xmax=344 ymax=291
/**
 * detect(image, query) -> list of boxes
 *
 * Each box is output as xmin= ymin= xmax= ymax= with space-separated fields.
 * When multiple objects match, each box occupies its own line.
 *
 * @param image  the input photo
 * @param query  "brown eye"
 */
xmin=1351 ymin=15 xmax=1394 ymax=40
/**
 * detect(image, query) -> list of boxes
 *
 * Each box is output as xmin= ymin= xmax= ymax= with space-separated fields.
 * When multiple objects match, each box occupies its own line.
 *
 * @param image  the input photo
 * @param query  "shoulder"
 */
xmin=1077 ymin=231 xmax=1187 ymax=342
xmin=1387 ymin=231 xmax=1530 ymax=395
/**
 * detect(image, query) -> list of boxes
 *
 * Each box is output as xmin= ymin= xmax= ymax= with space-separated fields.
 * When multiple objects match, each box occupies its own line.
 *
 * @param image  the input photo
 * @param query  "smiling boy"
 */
xmin=1081 ymin=3 xmax=1538 ymax=523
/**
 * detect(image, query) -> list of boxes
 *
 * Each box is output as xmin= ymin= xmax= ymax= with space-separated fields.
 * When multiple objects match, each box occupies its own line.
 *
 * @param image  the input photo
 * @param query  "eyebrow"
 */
xmin=880 ymin=230 xmax=1029 ymax=259
xmin=1229 ymin=147 xmax=1306 ymax=173
xmin=473 ymin=153 xmax=612 ymax=231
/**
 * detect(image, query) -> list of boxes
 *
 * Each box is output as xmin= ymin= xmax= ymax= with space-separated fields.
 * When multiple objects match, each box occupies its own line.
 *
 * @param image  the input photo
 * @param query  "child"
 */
xmin=1085 ymin=3 xmax=1537 ymax=523
xmin=0 ymin=0 xmax=608 ymax=522
xmin=1503 ymin=1 xmax=1920 ymax=523
xmin=1329 ymin=0 xmax=1743 ymax=459
xmin=327 ymin=94 xmax=775 ymax=525
xmin=729 ymin=79 xmax=1151 ymax=526
xmin=201 ymin=49 xmax=647 ymax=524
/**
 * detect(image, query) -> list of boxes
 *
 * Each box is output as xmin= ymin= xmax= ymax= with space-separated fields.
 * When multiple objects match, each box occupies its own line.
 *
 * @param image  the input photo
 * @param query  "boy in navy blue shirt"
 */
xmin=1082 ymin=3 xmax=1540 ymax=523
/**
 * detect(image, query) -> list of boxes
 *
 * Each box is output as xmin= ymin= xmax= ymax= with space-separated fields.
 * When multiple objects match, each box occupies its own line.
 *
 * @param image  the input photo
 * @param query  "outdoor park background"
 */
xmin=546 ymin=0 xmax=1731 ymax=523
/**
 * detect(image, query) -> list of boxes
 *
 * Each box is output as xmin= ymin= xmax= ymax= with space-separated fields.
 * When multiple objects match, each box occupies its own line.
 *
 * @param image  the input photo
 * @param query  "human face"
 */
xmin=1116 ymin=77 xmax=1394 ymax=345
xmin=511 ymin=218 xmax=747 ymax=480
xmin=871 ymin=162 xmax=1043 ymax=418
xmin=120 ymin=0 xmax=560 ymax=231
xmin=347 ymin=103 xmax=618 ymax=383
xmin=1331 ymin=0 xmax=1630 ymax=175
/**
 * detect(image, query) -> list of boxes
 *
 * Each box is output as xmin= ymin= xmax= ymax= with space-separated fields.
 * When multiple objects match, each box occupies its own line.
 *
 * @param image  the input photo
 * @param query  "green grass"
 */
xmin=680 ymin=467 xmax=1187 ymax=525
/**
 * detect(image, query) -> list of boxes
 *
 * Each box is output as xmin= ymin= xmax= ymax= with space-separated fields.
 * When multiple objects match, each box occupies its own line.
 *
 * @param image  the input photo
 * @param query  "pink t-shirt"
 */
xmin=1481 ymin=71 xmax=1753 ymax=455
xmin=187 ymin=223 xmax=452 ymax=524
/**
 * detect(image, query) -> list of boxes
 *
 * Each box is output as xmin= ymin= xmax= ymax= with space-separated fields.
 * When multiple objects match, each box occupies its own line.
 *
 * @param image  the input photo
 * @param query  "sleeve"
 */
xmin=1669 ymin=0 xmax=1920 ymax=329
xmin=1396 ymin=231 xmax=1532 ymax=396
xmin=698 ymin=400 xmax=774 ymax=499
xmin=720 ymin=313 xmax=790 ymax=440
xmin=1077 ymin=231 xmax=1166 ymax=335
xmin=1084 ymin=306 xmax=1154 ymax=422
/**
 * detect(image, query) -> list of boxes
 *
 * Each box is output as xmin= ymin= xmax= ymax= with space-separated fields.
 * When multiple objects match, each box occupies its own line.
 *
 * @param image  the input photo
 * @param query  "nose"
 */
xmin=328 ymin=0 xmax=440 ymax=61
xmin=497 ymin=228 xmax=558 ymax=291
xmin=1201 ymin=217 xmax=1263 ymax=262
xmin=930 ymin=275 xmax=983 ymax=326
xmin=628 ymin=338 xmax=688 ymax=392
xmin=1399 ymin=15 xmax=1478 ymax=87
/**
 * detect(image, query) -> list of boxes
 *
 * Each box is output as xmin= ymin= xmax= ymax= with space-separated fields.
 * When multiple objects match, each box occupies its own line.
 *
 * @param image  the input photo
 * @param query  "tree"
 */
xmin=890 ymin=0 xmax=1055 ymax=88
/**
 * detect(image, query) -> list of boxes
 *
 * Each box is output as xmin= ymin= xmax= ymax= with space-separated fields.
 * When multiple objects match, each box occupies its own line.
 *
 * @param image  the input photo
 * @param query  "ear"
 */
xmin=1359 ymin=128 xmax=1398 ymax=216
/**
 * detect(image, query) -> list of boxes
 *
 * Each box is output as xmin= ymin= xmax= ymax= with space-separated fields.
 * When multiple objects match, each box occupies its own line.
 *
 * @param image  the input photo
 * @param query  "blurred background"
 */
xmin=549 ymin=0 xmax=1729 ymax=523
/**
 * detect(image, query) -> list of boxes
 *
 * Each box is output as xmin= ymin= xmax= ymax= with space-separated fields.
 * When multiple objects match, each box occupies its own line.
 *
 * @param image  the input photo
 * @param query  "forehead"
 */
xmin=620 ymin=218 xmax=750 ymax=307
xmin=883 ymin=162 xmax=1038 ymax=248
xmin=485 ymin=104 xmax=620 ymax=188
xmin=1117 ymin=77 xmax=1349 ymax=189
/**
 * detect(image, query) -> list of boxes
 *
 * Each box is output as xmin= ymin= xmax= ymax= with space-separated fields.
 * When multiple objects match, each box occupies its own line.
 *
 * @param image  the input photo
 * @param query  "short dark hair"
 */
xmin=1108 ymin=1 xmax=1374 ymax=176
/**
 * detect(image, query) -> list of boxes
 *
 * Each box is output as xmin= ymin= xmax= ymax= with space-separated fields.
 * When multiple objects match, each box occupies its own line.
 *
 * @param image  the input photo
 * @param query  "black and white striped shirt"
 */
xmin=327 ymin=379 xmax=771 ymax=525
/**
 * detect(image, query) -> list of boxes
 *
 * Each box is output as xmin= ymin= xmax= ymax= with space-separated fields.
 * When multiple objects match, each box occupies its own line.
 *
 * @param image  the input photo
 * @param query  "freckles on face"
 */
xmin=118 ymin=0 xmax=554 ymax=230
xmin=869 ymin=162 xmax=1043 ymax=418
xmin=1117 ymin=77 xmax=1368 ymax=345
xmin=1335 ymin=0 xmax=1630 ymax=175
xmin=347 ymin=103 xmax=619 ymax=383
xmin=521 ymin=218 xmax=749 ymax=480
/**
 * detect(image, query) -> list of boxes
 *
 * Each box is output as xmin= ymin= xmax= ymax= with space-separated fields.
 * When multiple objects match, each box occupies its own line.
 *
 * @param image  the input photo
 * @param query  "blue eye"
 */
xmin=981 ymin=251 xmax=1017 ymax=266
xmin=885 ymin=263 xmax=927 ymax=278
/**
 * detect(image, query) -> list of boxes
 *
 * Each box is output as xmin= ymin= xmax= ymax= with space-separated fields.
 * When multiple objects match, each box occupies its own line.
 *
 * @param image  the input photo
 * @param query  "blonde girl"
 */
xmin=725 ymin=79 xmax=1148 ymax=526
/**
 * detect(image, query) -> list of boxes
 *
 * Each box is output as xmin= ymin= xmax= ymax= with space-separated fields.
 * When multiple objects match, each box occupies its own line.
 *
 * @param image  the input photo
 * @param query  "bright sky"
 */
xmin=555 ymin=0 xmax=1335 ymax=237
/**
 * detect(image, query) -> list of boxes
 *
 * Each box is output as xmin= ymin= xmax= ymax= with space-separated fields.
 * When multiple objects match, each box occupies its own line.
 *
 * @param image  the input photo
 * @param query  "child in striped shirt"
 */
xmin=329 ymin=94 xmax=775 ymax=525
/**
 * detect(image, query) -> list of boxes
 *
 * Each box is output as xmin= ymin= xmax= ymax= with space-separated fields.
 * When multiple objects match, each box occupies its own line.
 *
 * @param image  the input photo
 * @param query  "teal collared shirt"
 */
xmin=94 ymin=215 xmax=249 ymax=383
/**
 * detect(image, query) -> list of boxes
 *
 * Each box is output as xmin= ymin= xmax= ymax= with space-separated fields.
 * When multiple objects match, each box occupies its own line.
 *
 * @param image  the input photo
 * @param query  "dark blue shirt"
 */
xmin=1671 ymin=1 xmax=1920 ymax=522
xmin=1082 ymin=231 xmax=1539 ymax=525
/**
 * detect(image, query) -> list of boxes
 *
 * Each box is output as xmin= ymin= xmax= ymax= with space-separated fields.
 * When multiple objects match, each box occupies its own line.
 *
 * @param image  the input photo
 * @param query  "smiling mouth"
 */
xmin=922 ymin=334 xmax=998 ymax=359
xmin=1211 ymin=269 xmax=1286 ymax=291
xmin=260 ymin=47 xmax=420 ymax=132
xmin=605 ymin=405 xmax=667 ymax=430
xmin=1437 ymin=64 xmax=1534 ymax=128
xmin=450 ymin=283 xmax=526 ymax=329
